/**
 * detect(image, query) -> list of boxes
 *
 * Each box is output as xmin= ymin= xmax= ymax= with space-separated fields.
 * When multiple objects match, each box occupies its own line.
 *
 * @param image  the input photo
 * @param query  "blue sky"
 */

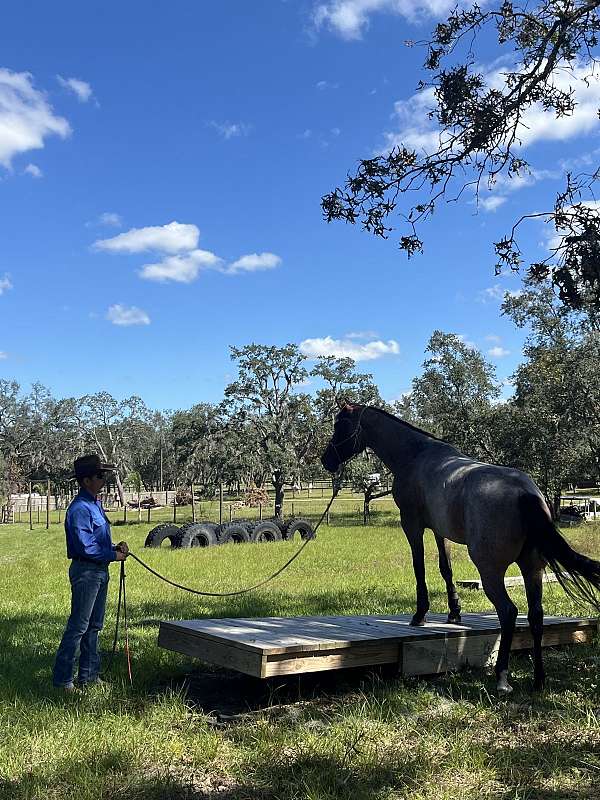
xmin=1 ymin=1 xmax=597 ymax=410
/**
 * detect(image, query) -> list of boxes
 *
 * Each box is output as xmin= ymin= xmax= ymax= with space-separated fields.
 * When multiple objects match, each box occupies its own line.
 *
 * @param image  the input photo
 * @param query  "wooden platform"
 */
xmin=158 ymin=612 xmax=598 ymax=679
xmin=457 ymin=573 xmax=559 ymax=590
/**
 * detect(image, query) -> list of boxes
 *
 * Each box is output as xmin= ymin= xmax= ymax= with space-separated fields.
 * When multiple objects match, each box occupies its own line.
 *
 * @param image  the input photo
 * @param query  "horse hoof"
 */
xmin=410 ymin=616 xmax=426 ymax=627
xmin=496 ymin=681 xmax=513 ymax=695
xmin=447 ymin=614 xmax=462 ymax=625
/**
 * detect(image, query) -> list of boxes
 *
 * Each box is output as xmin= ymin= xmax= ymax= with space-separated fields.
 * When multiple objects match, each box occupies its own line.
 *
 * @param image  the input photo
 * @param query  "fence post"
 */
xmin=165 ymin=489 xmax=169 ymax=508
xmin=46 ymin=479 xmax=50 ymax=529
xmin=219 ymin=484 xmax=223 ymax=524
xmin=137 ymin=489 xmax=141 ymax=524
xmin=29 ymin=482 xmax=33 ymax=531
xmin=191 ymin=483 xmax=196 ymax=522
xmin=123 ymin=504 xmax=127 ymax=523
xmin=259 ymin=503 xmax=262 ymax=520
xmin=229 ymin=504 xmax=232 ymax=522
xmin=173 ymin=496 xmax=177 ymax=523
xmin=147 ymin=506 xmax=151 ymax=523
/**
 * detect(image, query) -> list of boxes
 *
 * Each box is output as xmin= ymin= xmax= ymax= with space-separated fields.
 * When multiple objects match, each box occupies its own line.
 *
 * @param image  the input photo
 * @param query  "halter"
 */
xmin=330 ymin=405 xmax=367 ymax=466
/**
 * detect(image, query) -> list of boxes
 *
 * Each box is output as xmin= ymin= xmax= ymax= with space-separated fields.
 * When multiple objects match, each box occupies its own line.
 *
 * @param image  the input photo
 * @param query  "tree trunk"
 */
xmin=114 ymin=471 xmax=126 ymax=507
xmin=272 ymin=470 xmax=285 ymax=520
xmin=552 ymin=492 xmax=561 ymax=521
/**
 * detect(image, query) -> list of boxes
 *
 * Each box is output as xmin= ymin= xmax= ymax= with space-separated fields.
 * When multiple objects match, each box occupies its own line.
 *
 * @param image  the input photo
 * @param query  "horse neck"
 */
xmin=360 ymin=408 xmax=432 ymax=472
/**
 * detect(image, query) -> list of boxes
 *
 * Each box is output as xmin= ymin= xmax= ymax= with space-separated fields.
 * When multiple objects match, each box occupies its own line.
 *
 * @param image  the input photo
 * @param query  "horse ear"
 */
xmin=336 ymin=396 xmax=355 ymax=412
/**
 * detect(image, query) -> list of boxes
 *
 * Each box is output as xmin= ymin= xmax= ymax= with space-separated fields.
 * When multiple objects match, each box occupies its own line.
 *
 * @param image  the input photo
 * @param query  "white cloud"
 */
xmin=139 ymin=249 xmax=223 ymax=283
xmin=56 ymin=75 xmax=93 ymax=103
xmin=94 ymin=222 xmax=199 ymax=254
xmin=0 ymin=351 xmax=7 ymax=359
xmin=485 ymin=334 xmax=501 ymax=343
xmin=478 ymin=284 xmax=505 ymax=303
xmin=209 ymin=121 xmax=251 ymax=139
xmin=106 ymin=304 xmax=150 ymax=326
xmin=140 ymin=249 xmax=281 ymax=282
xmin=24 ymin=162 xmax=42 ymax=178
xmin=479 ymin=195 xmax=507 ymax=212
xmin=300 ymin=335 xmax=400 ymax=361
xmin=0 ymin=68 xmax=70 ymax=169
xmin=382 ymin=59 xmax=600 ymax=162
xmin=346 ymin=329 xmax=379 ymax=339
xmin=94 ymin=219 xmax=281 ymax=285
xmin=316 ymin=80 xmax=339 ymax=90
xmin=0 ymin=274 xmax=12 ymax=295
xmin=313 ymin=0 xmax=455 ymax=40
xmin=99 ymin=212 xmax=122 ymax=227
xmin=488 ymin=345 xmax=510 ymax=358
xmin=225 ymin=252 xmax=281 ymax=274
xmin=456 ymin=334 xmax=477 ymax=350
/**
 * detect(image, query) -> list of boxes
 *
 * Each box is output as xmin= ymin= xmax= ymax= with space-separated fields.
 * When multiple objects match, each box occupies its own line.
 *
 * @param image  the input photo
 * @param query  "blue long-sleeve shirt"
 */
xmin=65 ymin=489 xmax=116 ymax=564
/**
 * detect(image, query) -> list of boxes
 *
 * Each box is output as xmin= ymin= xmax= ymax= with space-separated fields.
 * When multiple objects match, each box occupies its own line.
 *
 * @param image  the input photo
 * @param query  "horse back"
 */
xmin=396 ymin=451 xmax=542 ymax=547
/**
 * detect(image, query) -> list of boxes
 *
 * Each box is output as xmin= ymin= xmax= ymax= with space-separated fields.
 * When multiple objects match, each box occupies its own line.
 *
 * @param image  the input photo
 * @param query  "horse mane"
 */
xmin=362 ymin=404 xmax=451 ymax=445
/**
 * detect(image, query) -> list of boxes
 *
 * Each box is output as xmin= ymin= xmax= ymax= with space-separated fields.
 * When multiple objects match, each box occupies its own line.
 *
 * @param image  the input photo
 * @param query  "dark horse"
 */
xmin=321 ymin=403 xmax=600 ymax=693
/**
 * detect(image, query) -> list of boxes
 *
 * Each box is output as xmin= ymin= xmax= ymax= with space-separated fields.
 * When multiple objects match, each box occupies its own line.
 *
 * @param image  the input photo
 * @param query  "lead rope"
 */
xmin=105 ymin=468 xmax=345 ymax=680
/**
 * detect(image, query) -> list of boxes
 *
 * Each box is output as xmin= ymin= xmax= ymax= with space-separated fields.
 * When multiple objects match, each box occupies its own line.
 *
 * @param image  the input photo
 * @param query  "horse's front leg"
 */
xmin=434 ymin=534 xmax=461 ymax=624
xmin=402 ymin=518 xmax=429 ymax=626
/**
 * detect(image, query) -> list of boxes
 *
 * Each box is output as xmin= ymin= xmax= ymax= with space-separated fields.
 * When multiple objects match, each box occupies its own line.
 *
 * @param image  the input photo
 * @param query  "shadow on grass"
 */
xmin=2 ymin=734 xmax=599 ymax=800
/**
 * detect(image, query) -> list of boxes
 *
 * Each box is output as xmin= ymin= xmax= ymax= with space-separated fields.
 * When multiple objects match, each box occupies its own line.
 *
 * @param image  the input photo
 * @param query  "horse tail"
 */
xmin=520 ymin=493 xmax=600 ymax=612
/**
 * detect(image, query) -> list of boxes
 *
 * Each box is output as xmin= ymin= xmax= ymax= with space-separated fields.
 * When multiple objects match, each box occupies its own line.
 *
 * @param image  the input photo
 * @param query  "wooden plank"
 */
xmin=458 ymin=573 xmax=559 ymax=590
xmin=402 ymin=618 xmax=598 ymax=677
xmin=158 ymin=624 xmax=265 ymax=677
xmin=264 ymin=641 xmax=400 ymax=677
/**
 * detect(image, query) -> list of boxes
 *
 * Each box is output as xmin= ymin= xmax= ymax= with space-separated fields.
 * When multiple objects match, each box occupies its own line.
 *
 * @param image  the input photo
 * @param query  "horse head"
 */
xmin=321 ymin=402 xmax=366 ymax=472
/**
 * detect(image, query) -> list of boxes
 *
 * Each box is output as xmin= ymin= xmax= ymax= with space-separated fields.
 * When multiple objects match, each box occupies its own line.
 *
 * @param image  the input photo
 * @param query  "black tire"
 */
xmin=144 ymin=523 xmax=181 ymax=548
xmin=216 ymin=522 xmax=251 ymax=544
xmin=250 ymin=520 xmax=282 ymax=543
xmin=233 ymin=518 xmax=256 ymax=535
xmin=178 ymin=521 xmax=219 ymax=548
xmin=283 ymin=517 xmax=315 ymax=541
xmin=268 ymin=516 xmax=287 ymax=534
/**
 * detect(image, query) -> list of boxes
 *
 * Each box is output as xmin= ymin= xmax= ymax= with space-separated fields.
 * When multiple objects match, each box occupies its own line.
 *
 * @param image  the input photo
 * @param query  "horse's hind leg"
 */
xmin=477 ymin=568 xmax=518 ymax=693
xmin=434 ymin=534 xmax=461 ymax=624
xmin=517 ymin=548 xmax=545 ymax=691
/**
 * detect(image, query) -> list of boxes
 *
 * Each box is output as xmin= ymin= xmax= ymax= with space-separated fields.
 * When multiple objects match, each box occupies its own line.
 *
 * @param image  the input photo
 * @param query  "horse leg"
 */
xmin=434 ymin=534 xmax=461 ymax=624
xmin=477 ymin=568 xmax=518 ymax=693
xmin=403 ymin=523 xmax=429 ymax=626
xmin=517 ymin=549 xmax=546 ymax=691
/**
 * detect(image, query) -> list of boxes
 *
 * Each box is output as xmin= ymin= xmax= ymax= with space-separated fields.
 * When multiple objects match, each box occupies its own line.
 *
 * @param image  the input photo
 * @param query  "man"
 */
xmin=53 ymin=454 xmax=129 ymax=691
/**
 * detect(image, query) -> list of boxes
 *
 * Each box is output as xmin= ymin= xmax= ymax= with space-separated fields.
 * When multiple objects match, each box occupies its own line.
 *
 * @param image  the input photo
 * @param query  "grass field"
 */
xmin=1 ymin=504 xmax=600 ymax=799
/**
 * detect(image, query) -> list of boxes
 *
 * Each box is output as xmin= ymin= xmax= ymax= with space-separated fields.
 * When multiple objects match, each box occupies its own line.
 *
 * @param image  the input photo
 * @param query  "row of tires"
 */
xmin=144 ymin=517 xmax=315 ymax=549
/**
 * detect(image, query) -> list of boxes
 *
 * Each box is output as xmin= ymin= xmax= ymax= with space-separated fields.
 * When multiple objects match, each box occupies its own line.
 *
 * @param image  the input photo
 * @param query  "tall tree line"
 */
xmin=1 ymin=308 xmax=598 ymax=518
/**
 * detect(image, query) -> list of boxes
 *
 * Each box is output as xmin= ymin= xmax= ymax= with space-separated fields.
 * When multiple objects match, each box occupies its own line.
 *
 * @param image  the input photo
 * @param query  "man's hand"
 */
xmin=115 ymin=541 xmax=129 ymax=557
xmin=115 ymin=549 xmax=128 ymax=561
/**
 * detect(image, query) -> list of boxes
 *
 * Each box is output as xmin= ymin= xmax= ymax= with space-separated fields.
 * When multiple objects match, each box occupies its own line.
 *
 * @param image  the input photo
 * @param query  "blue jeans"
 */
xmin=53 ymin=560 xmax=110 ymax=687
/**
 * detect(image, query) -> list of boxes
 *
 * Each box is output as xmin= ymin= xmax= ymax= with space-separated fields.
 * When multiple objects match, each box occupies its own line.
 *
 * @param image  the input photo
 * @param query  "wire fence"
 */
xmin=2 ymin=489 xmax=399 ymax=529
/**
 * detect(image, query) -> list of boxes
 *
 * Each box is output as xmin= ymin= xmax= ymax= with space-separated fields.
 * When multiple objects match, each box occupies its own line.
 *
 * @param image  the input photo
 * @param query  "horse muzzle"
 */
xmin=321 ymin=446 xmax=339 ymax=473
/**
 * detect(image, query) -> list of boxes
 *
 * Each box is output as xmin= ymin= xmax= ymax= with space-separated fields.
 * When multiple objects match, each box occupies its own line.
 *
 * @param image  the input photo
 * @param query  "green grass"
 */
xmin=1 ymin=510 xmax=600 ymax=799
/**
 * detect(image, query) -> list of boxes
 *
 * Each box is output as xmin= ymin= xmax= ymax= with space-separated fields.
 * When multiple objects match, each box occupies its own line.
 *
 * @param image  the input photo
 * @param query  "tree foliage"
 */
xmin=400 ymin=330 xmax=501 ymax=459
xmin=224 ymin=344 xmax=380 ymax=516
xmin=322 ymin=0 xmax=600 ymax=316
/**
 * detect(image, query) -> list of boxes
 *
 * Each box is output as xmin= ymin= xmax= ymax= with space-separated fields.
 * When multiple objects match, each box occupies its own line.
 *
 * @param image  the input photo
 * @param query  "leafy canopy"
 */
xmin=322 ymin=0 xmax=600 ymax=316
